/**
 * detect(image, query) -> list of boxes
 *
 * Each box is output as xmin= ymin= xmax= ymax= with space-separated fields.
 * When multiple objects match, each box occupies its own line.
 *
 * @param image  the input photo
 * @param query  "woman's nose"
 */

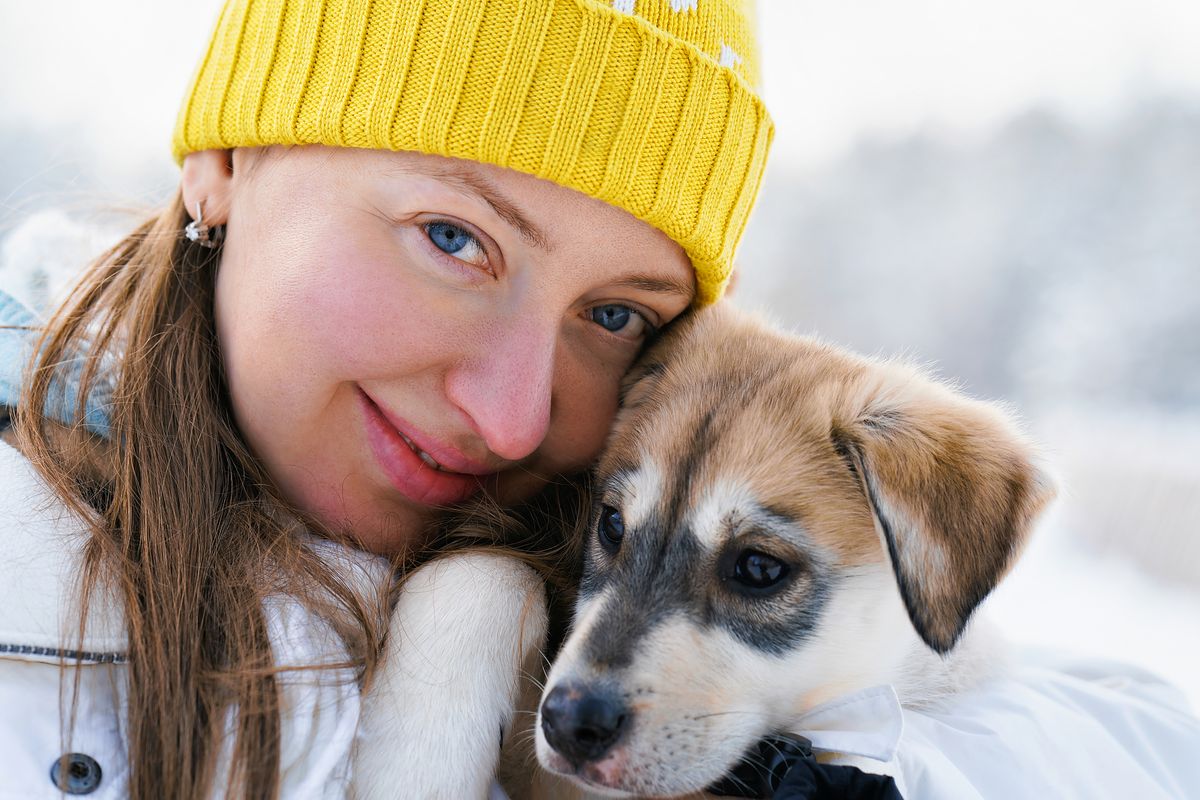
xmin=446 ymin=320 xmax=556 ymax=463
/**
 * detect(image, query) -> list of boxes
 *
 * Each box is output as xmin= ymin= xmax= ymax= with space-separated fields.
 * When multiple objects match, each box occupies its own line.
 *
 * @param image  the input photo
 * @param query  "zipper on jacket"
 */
xmin=0 ymin=642 xmax=127 ymax=664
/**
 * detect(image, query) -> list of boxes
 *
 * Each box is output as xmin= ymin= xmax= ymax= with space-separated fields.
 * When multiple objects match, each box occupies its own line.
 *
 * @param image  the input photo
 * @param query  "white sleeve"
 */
xmin=208 ymin=539 xmax=391 ymax=800
xmin=269 ymin=595 xmax=364 ymax=800
xmin=893 ymin=654 xmax=1200 ymax=800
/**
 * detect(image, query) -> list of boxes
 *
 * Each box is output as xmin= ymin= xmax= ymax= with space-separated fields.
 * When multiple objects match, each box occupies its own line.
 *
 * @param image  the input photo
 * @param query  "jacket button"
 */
xmin=50 ymin=753 xmax=103 ymax=795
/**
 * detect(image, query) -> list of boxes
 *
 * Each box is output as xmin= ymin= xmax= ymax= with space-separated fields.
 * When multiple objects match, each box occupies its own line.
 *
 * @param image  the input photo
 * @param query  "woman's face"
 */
xmin=200 ymin=146 xmax=694 ymax=555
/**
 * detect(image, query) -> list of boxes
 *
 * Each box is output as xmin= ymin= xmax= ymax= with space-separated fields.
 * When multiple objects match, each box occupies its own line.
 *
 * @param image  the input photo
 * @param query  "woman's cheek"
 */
xmin=295 ymin=240 xmax=455 ymax=374
xmin=545 ymin=342 xmax=626 ymax=471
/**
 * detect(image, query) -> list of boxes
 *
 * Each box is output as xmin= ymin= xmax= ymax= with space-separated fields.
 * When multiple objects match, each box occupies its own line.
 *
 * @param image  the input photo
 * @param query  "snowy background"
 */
xmin=1 ymin=1 xmax=1198 ymax=705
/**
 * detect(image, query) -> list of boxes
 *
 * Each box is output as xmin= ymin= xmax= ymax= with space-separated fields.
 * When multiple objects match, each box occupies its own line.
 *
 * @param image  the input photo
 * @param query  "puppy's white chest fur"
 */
xmin=351 ymin=552 xmax=550 ymax=800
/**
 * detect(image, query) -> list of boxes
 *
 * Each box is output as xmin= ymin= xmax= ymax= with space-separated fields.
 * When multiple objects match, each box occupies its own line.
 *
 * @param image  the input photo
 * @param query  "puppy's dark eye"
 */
xmin=731 ymin=550 xmax=790 ymax=593
xmin=598 ymin=506 xmax=625 ymax=553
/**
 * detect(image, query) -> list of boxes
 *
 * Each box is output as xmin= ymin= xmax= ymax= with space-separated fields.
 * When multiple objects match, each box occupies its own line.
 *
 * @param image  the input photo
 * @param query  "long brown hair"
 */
xmin=15 ymin=191 xmax=389 ymax=799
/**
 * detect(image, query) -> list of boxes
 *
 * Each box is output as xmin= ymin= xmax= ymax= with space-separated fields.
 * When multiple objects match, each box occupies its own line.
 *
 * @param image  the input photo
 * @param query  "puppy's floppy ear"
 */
xmin=833 ymin=368 xmax=1055 ymax=654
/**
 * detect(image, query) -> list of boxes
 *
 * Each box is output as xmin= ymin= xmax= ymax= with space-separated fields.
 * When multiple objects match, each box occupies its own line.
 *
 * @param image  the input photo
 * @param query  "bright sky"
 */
xmin=1 ymin=0 xmax=1199 ymax=174
xmin=759 ymin=0 xmax=1200 ymax=165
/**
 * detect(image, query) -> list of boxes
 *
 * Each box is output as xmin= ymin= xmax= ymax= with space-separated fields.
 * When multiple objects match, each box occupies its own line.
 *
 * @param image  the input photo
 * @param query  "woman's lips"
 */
xmin=357 ymin=389 xmax=492 ymax=506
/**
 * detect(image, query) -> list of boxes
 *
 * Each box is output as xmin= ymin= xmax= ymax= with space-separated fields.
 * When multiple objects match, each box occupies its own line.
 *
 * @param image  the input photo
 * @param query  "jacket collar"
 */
xmin=0 ymin=288 xmax=114 ymax=437
xmin=796 ymin=684 xmax=905 ymax=763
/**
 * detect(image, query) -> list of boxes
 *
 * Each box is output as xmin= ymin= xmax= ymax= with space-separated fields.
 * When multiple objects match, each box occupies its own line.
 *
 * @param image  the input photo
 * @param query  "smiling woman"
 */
xmin=0 ymin=0 xmax=770 ymax=797
xmin=198 ymin=146 xmax=694 ymax=554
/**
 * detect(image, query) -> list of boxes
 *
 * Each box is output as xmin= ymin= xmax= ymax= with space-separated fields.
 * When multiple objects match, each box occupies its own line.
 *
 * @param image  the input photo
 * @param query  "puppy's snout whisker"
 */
xmin=518 ymin=668 xmax=547 ymax=692
xmin=692 ymin=709 xmax=769 ymax=722
xmin=540 ymin=682 xmax=631 ymax=766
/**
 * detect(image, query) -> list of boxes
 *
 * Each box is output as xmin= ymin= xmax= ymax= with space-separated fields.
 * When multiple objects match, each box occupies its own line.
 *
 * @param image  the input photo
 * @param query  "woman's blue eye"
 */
xmin=593 ymin=304 xmax=631 ymax=332
xmin=588 ymin=304 xmax=653 ymax=341
xmin=427 ymin=222 xmax=471 ymax=254
xmin=424 ymin=221 xmax=487 ymax=268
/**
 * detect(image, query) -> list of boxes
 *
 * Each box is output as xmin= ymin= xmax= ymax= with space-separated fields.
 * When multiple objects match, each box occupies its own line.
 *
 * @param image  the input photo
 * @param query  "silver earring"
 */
xmin=184 ymin=200 xmax=221 ymax=249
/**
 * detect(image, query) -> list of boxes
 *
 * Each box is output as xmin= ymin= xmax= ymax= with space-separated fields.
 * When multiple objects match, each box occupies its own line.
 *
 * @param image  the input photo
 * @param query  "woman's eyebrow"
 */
xmin=610 ymin=274 xmax=695 ymax=300
xmin=414 ymin=162 xmax=551 ymax=251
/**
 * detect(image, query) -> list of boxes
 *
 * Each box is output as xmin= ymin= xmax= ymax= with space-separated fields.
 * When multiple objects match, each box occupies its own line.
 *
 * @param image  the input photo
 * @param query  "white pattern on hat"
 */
xmin=719 ymin=42 xmax=743 ymax=68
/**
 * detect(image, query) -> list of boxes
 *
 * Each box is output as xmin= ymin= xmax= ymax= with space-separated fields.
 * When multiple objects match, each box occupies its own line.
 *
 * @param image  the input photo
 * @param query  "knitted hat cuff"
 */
xmin=173 ymin=0 xmax=773 ymax=305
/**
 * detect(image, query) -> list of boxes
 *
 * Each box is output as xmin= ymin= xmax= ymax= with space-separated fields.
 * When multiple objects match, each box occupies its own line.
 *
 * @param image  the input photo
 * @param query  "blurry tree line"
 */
xmin=737 ymin=96 xmax=1200 ymax=414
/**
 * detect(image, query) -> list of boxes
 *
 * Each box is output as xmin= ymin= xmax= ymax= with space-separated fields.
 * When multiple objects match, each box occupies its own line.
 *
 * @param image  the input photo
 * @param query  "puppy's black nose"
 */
xmin=541 ymin=683 xmax=629 ymax=765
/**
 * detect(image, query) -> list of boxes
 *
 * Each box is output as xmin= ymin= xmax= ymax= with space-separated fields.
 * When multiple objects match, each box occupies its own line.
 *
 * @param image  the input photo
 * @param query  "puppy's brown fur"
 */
xmin=611 ymin=304 xmax=1051 ymax=652
xmin=535 ymin=304 xmax=1054 ymax=797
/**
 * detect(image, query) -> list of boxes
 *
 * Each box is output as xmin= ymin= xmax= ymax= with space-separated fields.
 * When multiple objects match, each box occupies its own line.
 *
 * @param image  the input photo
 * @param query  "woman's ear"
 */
xmin=833 ymin=368 xmax=1056 ymax=655
xmin=180 ymin=149 xmax=234 ymax=226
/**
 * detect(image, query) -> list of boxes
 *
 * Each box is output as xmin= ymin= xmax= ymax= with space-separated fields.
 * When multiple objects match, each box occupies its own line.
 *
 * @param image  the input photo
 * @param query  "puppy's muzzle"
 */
xmin=540 ymin=682 xmax=629 ymax=766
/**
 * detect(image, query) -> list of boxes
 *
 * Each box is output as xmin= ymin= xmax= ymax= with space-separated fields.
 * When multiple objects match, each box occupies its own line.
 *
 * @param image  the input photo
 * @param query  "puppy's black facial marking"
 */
xmin=715 ymin=565 xmax=833 ymax=656
xmin=713 ymin=537 xmax=832 ymax=654
xmin=578 ymin=467 xmax=639 ymax=602
xmin=578 ymin=501 xmax=834 ymax=664
xmin=581 ymin=520 xmax=705 ymax=670
xmin=709 ymin=507 xmax=835 ymax=655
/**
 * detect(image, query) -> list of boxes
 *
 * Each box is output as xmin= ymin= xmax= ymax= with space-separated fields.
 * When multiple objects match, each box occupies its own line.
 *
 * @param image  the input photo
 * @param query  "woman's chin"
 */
xmin=341 ymin=508 xmax=434 ymax=556
xmin=296 ymin=486 xmax=434 ymax=557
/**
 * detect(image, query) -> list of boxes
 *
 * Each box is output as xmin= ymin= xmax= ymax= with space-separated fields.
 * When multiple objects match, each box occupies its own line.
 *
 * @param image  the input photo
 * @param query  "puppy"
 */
xmin=534 ymin=304 xmax=1054 ymax=798
xmin=352 ymin=303 xmax=1051 ymax=799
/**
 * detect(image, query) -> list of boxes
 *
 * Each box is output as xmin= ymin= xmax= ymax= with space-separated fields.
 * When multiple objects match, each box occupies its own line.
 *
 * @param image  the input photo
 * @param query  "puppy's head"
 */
xmin=536 ymin=305 xmax=1054 ymax=797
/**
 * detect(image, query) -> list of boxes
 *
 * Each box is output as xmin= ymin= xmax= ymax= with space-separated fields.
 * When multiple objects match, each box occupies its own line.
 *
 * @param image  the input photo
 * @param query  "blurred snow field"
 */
xmin=985 ymin=410 xmax=1200 ymax=710
xmin=988 ymin=507 xmax=1200 ymax=712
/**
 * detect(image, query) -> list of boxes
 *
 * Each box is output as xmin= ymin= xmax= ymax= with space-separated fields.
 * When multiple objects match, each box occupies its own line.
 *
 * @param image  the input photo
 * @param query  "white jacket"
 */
xmin=783 ymin=660 xmax=1200 ymax=799
xmin=0 ymin=440 xmax=380 ymax=799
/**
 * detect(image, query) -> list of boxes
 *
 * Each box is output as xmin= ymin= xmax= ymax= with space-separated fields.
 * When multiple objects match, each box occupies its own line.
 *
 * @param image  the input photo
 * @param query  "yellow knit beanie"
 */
xmin=173 ymin=0 xmax=773 ymax=305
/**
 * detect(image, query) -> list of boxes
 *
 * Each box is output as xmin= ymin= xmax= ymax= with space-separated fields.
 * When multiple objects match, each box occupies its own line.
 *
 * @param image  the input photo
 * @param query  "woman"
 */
xmin=0 ymin=0 xmax=771 ymax=797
